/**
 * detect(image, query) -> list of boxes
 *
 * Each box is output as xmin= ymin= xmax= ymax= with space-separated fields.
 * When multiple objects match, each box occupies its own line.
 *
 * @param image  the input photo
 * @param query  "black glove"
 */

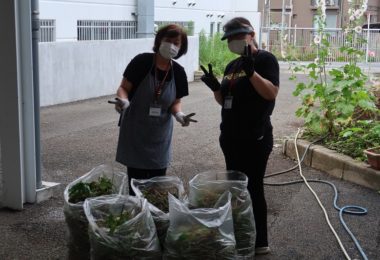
xmin=241 ymin=45 xmax=255 ymax=78
xmin=200 ymin=64 xmax=221 ymax=92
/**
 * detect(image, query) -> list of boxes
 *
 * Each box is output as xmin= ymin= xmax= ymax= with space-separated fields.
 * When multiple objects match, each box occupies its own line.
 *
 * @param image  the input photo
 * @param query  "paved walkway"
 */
xmin=0 ymin=71 xmax=379 ymax=259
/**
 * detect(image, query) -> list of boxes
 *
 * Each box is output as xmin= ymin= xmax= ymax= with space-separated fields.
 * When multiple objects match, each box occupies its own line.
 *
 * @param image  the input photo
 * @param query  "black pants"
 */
xmin=220 ymin=132 xmax=273 ymax=248
xmin=127 ymin=167 xmax=166 ymax=196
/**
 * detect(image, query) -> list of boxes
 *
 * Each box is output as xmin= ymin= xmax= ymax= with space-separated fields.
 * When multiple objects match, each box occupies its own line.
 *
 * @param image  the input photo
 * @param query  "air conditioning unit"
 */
xmin=326 ymin=0 xmax=335 ymax=6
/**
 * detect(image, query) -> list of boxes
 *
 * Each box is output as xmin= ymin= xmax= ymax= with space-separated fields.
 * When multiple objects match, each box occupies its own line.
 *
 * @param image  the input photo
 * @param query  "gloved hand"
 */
xmin=114 ymin=97 xmax=129 ymax=113
xmin=241 ymin=45 xmax=255 ymax=78
xmin=200 ymin=64 xmax=221 ymax=92
xmin=175 ymin=112 xmax=197 ymax=127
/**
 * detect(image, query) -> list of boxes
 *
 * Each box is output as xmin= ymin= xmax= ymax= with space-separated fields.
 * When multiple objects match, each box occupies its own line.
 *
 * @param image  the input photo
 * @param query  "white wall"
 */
xmin=40 ymin=0 xmax=136 ymax=41
xmin=39 ymin=36 xmax=199 ymax=106
xmin=40 ymin=0 xmax=260 ymax=41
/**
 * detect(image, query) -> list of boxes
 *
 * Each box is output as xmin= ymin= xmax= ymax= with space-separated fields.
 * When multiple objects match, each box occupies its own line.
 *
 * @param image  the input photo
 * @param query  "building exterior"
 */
xmin=259 ymin=0 xmax=380 ymax=29
xmin=39 ymin=0 xmax=261 ymax=42
xmin=258 ymin=0 xmax=380 ymax=62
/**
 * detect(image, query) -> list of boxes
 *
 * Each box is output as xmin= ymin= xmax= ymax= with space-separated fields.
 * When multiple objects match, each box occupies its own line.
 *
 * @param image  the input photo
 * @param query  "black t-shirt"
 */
xmin=220 ymin=50 xmax=280 ymax=139
xmin=123 ymin=53 xmax=189 ymax=100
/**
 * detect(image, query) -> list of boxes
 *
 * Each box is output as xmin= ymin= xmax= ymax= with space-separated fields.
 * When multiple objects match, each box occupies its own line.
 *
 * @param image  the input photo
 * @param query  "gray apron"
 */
xmin=116 ymin=62 xmax=176 ymax=169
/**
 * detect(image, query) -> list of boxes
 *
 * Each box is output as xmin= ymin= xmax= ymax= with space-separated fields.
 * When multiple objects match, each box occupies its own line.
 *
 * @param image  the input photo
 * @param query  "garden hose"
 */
xmin=264 ymin=129 xmax=368 ymax=260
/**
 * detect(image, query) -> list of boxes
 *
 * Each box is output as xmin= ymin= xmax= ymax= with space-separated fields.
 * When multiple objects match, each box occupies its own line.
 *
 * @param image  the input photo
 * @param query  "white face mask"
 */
xmin=159 ymin=42 xmax=180 ymax=59
xmin=228 ymin=39 xmax=247 ymax=55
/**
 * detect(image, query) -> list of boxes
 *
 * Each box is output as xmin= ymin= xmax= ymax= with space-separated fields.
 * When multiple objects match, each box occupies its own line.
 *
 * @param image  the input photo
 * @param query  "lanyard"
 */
xmin=154 ymin=61 xmax=171 ymax=101
xmin=228 ymin=59 xmax=243 ymax=94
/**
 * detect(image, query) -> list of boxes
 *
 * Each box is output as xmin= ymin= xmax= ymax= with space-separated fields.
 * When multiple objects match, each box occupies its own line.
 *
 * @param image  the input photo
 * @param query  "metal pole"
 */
xmin=281 ymin=0 xmax=286 ymax=29
xmin=31 ymin=0 xmax=42 ymax=189
xmin=267 ymin=0 xmax=271 ymax=51
xmin=280 ymin=0 xmax=286 ymax=55
xmin=365 ymin=13 xmax=370 ymax=63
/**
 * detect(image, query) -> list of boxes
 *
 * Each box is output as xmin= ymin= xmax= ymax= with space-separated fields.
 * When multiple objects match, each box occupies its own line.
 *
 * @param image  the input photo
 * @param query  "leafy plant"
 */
xmin=290 ymin=0 xmax=377 ymax=135
xmin=103 ymin=209 xmax=133 ymax=235
xmin=89 ymin=199 xmax=162 ymax=260
xmin=325 ymin=120 xmax=380 ymax=161
xmin=68 ymin=176 xmax=114 ymax=203
xmin=287 ymin=0 xmax=379 ymax=159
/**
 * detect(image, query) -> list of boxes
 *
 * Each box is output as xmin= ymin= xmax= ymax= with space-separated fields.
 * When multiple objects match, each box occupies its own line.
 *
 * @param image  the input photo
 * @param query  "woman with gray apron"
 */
xmin=112 ymin=24 xmax=196 ymax=195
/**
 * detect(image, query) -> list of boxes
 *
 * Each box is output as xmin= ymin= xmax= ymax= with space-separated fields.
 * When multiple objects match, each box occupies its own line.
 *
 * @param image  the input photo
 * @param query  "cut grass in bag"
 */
xmin=84 ymin=195 xmax=161 ymax=260
xmin=188 ymin=171 xmax=256 ymax=258
xmin=131 ymin=176 xmax=185 ymax=246
xmin=63 ymin=164 xmax=127 ymax=259
xmin=164 ymin=192 xmax=236 ymax=260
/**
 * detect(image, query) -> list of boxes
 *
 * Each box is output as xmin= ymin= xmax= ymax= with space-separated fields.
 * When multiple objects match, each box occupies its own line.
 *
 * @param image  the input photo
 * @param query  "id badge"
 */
xmin=224 ymin=96 xmax=233 ymax=109
xmin=149 ymin=103 xmax=162 ymax=117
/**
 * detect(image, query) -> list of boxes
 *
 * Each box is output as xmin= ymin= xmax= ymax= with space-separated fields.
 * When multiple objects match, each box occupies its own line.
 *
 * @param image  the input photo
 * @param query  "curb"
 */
xmin=283 ymin=139 xmax=380 ymax=191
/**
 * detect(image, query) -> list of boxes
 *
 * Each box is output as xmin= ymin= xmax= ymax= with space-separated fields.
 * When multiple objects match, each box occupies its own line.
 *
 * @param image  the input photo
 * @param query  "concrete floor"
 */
xmin=0 ymin=72 xmax=379 ymax=259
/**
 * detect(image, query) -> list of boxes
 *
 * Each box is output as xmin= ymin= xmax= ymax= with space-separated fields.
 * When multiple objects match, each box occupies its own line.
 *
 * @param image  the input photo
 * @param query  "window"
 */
xmin=313 ymin=12 xmax=338 ymax=29
xmin=217 ymin=22 xmax=222 ymax=33
xmin=311 ymin=0 xmax=339 ymax=6
xmin=326 ymin=13 xmax=338 ymax=28
xmin=210 ymin=22 xmax=215 ymax=36
xmin=39 ymin=19 xmax=56 ymax=42
xmin=77 ymin=20 xmax=137 ymax=41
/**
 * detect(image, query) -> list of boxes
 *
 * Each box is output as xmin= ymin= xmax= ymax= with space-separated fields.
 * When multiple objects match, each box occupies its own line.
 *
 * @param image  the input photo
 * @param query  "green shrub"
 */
xmin=199 ymin=31 xmax=238 ymax=76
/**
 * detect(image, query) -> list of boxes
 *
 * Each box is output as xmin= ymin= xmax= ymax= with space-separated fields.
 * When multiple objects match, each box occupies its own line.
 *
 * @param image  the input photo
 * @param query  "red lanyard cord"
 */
xmin=154 ymin=61 xmax=171 ymax=100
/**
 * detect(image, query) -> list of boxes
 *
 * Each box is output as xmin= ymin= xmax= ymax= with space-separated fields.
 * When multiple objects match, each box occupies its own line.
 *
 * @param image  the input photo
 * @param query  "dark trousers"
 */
xmin=220 ymin=132 xmax=273 ymax=247
xmin=127 ymin=167 xmax=166 ymax=196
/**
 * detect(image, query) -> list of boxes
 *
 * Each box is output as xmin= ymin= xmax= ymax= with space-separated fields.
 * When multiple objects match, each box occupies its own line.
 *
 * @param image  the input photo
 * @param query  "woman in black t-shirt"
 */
xmin=200 ymin=17 xmax=280 ymax=255
xmin=112 ymin=24 xmax=196 ymax=195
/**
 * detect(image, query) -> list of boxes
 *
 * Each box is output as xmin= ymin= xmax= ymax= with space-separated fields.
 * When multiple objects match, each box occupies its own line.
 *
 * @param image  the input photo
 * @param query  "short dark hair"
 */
xmin=153 ymin=24 xmax=188 ymax=59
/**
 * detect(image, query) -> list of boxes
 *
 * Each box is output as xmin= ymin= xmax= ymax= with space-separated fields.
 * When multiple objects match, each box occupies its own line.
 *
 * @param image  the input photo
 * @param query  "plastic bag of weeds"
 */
xmin=63 ymin=164 xmax=128 ymax=259
xmin=188 ymin=171 xmax=256 ymax=259
xmin=83 ymin=195 xmax=161 ymax=260
xmin=164 ymin=191 xmax=236 ymax=260
xmin=131 ymin=176 xmax=185 ymax=246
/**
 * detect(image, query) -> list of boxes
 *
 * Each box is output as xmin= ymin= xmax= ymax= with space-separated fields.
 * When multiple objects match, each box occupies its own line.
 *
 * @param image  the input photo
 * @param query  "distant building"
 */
xmin=259 ymin=0 xmax=380 ymax=29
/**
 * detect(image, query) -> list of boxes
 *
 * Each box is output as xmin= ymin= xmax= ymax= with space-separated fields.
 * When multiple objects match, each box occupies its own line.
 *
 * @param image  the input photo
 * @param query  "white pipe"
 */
xmin=365 ymin=13 xmax=370 ymax=63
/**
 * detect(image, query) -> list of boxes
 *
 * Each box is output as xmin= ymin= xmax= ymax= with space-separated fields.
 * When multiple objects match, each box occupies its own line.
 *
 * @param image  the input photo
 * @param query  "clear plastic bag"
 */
xmin=83 ymin=195 xmax=161 ymax=260
xmin=164 ymin=192 xmax=236 ymax=260
xmin=131 ymin=176 xmax=185 ymax=246
xmin=189 ymin=171 xmax=256 ymax=259
xmin=63 ymin=164 xmax=128 ymax=259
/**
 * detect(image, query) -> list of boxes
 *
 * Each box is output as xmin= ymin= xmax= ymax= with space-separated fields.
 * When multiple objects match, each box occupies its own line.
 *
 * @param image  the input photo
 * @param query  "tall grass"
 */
xmin=199 ymin=31 xmax=238 ymax=76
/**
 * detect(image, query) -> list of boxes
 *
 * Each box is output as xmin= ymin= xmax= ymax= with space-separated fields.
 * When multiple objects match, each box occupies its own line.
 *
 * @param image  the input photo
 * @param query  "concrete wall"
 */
xmin=39 ymin=36 xmax=199 ymax=106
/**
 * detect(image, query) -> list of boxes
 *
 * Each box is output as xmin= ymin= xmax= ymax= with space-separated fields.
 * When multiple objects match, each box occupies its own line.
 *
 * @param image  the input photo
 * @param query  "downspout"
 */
xmin=136 ymin=0 xmax=155 ymax=38
xmin=31 ymin=0 xmax=42 ymax=189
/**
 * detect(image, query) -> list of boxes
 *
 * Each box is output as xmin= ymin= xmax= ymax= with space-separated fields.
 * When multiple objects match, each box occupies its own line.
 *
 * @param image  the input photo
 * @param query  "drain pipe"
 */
xmin=31 ymin=0 xmax=42 ymax=189
xmin=136 ymin=0 xmax=155 ymax=38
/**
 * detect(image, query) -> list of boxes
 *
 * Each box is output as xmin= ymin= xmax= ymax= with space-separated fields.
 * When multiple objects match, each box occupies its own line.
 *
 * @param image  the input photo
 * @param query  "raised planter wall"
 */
xmin=283 ymin=139 xmax=380 ymax=191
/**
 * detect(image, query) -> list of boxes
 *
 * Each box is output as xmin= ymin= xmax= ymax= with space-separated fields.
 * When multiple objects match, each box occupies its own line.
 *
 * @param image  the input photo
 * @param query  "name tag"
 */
xmin=149 ymin=104 xmax=162 ymax=117
xmin=224 ymin=96 xmax=233 ymax=109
